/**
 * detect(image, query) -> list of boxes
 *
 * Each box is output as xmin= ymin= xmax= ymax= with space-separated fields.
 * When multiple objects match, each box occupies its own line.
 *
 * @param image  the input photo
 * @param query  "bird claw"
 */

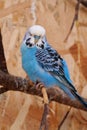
xmin=35 ymin=80 xmax=44 ymax=90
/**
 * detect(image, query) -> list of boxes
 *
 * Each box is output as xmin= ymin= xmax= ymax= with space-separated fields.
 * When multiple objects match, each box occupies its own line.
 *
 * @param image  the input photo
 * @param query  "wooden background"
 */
xmin=0 ymin=0 xmax=87 ymax=130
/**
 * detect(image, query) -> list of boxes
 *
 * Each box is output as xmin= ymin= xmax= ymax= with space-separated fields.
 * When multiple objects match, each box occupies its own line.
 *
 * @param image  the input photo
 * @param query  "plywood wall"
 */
xmin=0 ymin=0 xmax=87 ymax=130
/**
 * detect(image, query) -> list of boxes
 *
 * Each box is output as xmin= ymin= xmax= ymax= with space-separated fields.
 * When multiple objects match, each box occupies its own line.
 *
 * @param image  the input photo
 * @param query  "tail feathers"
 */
xmin=72 ymin=91 xmax=87 ymax=108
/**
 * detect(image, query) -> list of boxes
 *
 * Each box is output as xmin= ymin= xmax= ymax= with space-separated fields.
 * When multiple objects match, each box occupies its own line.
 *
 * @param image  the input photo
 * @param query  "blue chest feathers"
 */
xmin=21 ymin=47 xmax=38 ymax=81
xmin=21 ymin=46 xmax=58 ymax=87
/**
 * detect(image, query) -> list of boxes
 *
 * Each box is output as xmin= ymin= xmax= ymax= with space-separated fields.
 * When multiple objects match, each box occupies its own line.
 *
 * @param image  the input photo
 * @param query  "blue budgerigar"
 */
xmin=21 ymin=25 xmax=87 ymax=107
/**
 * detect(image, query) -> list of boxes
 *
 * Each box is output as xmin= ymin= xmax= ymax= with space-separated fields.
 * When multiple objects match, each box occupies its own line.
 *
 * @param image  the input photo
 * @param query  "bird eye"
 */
xmin=42 ymin=41 xmax=45 ymax=44
xmin=26 ymin=38 xmax=31 ymax=42
xmin=26 ymin=38 xmax=31 ymax=45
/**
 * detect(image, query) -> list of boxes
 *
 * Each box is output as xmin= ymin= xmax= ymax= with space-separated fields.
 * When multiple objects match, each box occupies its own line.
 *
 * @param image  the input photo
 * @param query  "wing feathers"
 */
xmin=35 ymin=44 xmax=76 ymax=92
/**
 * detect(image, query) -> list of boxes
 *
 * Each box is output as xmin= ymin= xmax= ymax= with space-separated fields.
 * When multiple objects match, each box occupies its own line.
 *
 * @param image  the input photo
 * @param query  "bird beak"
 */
xmin=34 ymin=35 xmax=40 ymax=43
xmin=35 ymin=38 xmax=39 ymax=44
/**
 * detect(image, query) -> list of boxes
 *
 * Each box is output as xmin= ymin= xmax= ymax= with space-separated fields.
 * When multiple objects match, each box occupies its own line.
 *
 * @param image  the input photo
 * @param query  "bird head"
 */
xmin=21 ymin=25 xmax=47 ymax=49
xmin=29 ymin=25 xmax=46 ymax=43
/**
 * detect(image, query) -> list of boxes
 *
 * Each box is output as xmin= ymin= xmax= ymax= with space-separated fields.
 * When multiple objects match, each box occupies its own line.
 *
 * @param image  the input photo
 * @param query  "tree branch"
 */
xmin=0 ymin=29 xmax=8 ymax=73
xmin=39 ymin=104 xmax=49 ymax=130
xmin=77 ymin=0 xmax=87 ymax=7
xmin=0 ymin=70 xmax=87 ymax=111
xmin=64 ymin=0 xmax=81 ymax=42
xmin=58 ymin=107 xmax=72 ymax=130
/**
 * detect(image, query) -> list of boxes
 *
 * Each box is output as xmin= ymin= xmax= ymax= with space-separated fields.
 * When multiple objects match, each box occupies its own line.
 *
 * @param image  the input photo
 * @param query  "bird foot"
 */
xmin=35 ymin=80 xmax=49 ymax=104
xmin=35 ymin=80 xmax=44 ymax=90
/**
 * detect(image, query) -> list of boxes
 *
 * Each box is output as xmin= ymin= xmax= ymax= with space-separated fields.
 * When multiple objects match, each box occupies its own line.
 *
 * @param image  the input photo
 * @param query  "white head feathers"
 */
xmin=29 ymin=25 xmax=46 ymax=37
